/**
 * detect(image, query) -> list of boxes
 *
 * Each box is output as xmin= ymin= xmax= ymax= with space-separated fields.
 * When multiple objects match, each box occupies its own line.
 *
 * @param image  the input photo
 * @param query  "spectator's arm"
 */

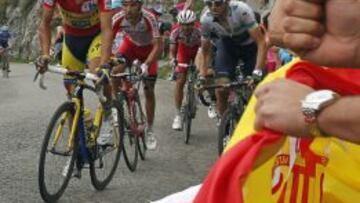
xmin=318 ymin=96 xmax=360 ymax=144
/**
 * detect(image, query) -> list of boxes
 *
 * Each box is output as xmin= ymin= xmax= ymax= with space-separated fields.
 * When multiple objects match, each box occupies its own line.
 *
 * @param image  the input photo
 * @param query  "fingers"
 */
xmin=283 ymin=17 xmax=325 ymax=37
xmin=270 ymin=0 xmax=325 ymax=49
xmin=284 ymin=0 xmax=323 ymax=20
xmin=283 ymin=33 xmax=321 ymax=52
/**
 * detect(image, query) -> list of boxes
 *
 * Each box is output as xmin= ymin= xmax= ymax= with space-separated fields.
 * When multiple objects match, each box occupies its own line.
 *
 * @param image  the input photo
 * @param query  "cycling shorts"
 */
xmin=214 ymin=37 xmax=257 ymax=79
xmin=0 ymin=40 xmax=9 ymax=48
xmin=117 ymin=36 xmax=158 ymax=78
xmin=175 ymin=43 xmax=199 ymax=74
xmin=62 ymin=32 xmax=101 ymax=72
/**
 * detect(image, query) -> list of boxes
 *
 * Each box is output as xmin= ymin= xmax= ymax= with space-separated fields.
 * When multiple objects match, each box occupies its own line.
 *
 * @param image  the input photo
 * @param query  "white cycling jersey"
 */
xmin=112 ymin=8 xmax=160 ymax=46
xmin=200 ymin=1 xmax=257 ymax=45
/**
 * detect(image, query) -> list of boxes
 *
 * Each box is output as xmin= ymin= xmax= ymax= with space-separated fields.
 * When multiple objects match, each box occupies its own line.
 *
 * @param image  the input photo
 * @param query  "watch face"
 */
xmin=302 ymin=90 xmax=337 ymax=110
xmin=306 ymin=90 xmax=335 ymax=103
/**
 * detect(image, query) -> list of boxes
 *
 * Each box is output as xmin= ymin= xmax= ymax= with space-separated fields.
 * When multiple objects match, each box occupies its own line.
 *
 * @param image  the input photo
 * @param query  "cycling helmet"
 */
xmin=0 ymin=25 xmax=9 ymax=32
xmin=177 ymin=9 xmax=196 ymax=24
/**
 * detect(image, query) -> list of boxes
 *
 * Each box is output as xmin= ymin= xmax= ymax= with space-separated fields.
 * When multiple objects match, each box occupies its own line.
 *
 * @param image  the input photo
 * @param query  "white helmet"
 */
xmin=177 ymin=9 xmax=196 ymax=24
xmin=0 ymin=25 xmax=9 ymax=32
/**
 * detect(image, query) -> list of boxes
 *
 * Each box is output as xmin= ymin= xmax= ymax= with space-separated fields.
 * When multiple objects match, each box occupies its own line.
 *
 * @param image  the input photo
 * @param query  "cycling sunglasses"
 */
xmin=180 ymin=22 xmax=195 ymax=26
xmin=205 ymin=1 xmax=225 ymax=8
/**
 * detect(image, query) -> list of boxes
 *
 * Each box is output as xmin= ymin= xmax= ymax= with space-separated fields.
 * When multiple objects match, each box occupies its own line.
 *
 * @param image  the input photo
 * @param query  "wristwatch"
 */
xmin=301 ymin=90 xmax=339 ymax=137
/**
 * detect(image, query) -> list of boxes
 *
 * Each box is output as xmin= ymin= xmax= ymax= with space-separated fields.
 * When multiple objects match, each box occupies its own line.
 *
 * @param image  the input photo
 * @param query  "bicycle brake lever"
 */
xmin=33 ymin=71 xmax=47 ymax=90
xmin=39 ymin=74 xmax=47 ymax=90
xmin=33 ymin=71 xmax=40 ymax=82
xmin=95 ymin=84 xmax=107 ymax=103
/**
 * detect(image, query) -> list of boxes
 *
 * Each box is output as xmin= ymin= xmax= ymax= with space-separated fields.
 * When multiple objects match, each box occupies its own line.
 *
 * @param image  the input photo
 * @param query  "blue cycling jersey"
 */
xmin=200 ymin=1 xmax=257 ymax=45
xmin=0 ymin=31 xmax=11 ymax=42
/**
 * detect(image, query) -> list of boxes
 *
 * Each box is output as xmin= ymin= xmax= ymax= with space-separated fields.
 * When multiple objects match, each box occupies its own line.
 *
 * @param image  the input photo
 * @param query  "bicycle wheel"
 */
xmin=3 ymin=59 xmax=9 ymax=78
xmin=134 ymin=96 xmax=147 ymax=160
xmin=90 ymin=101 xmax=123 ymax=190
xmin=183 ymin=84 xmax=194 ymax=144
xmin=38 ymin=102 xmax=77 ymax=203
xmin=121 ymin=96 xmax=139 ymax=172
xmin=0 ymin=59 xmax=5 ymax=78
xmin=218 ymin=108 xmax=240 ymax=155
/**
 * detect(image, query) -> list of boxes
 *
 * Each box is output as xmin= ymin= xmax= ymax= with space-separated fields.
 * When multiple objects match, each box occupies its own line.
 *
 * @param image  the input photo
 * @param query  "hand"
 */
xmin=270 ymin=0 xmax=360 ymax=68
xmin=96 ymin=65 xmax=111 ymax=85
xmin=35 ymin=55 xmax=51 ymax=74
xmin=170 ymin=58 xmax=177 ymax=68
xmin=254 ymin=79 xmax=314 ymax=136
xmin=140 ymin=63 xmax=149 ymax=76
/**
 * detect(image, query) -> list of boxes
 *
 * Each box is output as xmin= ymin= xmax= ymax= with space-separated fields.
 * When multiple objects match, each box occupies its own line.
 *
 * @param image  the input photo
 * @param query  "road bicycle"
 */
xmin=0 ymin=46 xmax=10 ymax=78
xmin=110 ymin=59 xmax=147 ymax=172
xmin=178 ymin=61 xmax=198 ymax=144
xmin=35 ymin=65 xmax=123 ymax=202
xmin=200 ymin=62 xmax=255 ymax=155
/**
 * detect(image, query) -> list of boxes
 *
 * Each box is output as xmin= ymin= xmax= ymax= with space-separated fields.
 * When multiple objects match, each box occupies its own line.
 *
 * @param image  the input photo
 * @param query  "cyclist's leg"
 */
xmin=87 ymin=34 xmax=112 ymax=103
xmin=112 ymin=37 xmax=136 ymax=96
xmin=174 ymin=44 xmax=197 ymax=115
xmin=238 ymin=42 xmax=258 ymax=77
xmin=132 ymin=42 xmax=158 ymax=129
xmin=214 ymin=38 xmax=237 ymax=116
xmin=61 ymin=34 xmax=87 ymax=96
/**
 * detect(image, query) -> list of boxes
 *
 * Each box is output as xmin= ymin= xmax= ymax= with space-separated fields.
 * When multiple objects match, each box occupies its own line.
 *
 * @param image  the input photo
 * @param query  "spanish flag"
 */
xmin=194 ymin=60 xmax=360 ymax=203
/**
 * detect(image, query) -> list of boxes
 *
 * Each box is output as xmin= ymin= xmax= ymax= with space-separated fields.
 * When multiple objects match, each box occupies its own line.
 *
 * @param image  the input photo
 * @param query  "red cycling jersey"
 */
xmin=43 ymin=0 xmax=113 ymax=36
xmin=170 ymin=22 xmax=201 ymax=47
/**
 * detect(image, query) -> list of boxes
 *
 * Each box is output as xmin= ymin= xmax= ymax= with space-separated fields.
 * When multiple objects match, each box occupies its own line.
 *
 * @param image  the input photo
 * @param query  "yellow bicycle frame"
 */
xmin=51 ymin=81 xmax=105 ymax=152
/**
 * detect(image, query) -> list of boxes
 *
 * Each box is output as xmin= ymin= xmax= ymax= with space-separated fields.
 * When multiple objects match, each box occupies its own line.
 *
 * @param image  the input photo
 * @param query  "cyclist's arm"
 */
xmin=169 ymin=29 xmax=178 ymax=61
xmin=100 ymin=11 xmax=113 ymax=65
xmin=144 ymin=37 xmax=161 ymax=66
xmin=199 ymin=38 xmax=212 ymax=76
xmin=169 ymin=43 xmax=177 ymax=61
xmin=38 ymin=7 xmax=55 ymax=56
xmin=248 ymin=26 xmax=267 ymax=71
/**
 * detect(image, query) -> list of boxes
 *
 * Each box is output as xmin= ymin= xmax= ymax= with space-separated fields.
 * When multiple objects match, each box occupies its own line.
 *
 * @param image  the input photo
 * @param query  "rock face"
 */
xmin=1 ymin=0 xmax=42 ymax=60
xmin=0 ymin=0 xmax=272 ymax=61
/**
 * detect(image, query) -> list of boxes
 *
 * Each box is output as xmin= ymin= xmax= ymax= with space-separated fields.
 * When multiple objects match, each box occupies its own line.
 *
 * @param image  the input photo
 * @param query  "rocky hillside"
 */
xmin=0 ymin=0 xmax=43 ymax=60
xmin=0 ymin=0 xmax=272 ymax=61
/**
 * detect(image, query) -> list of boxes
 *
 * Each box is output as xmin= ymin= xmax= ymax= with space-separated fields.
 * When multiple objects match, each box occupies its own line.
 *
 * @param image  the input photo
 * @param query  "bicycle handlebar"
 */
xmin=34 ymin=65 xmax=107 ymax=103
xmin=200 ymin=80 xmax=250 ymax=90
xmin=34 ymin=65 xmax=100 ymax=90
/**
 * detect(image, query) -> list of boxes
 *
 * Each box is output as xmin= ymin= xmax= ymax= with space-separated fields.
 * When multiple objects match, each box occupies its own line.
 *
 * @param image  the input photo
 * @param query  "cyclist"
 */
xmin=169 ymin=9 xmax=201 ymax=130
xmin=112 ymin=0 xmax=161 ymax=150
xmin=0 ymin=25 xmax=11 ymax=72
xmin=37 ymin=0 xmax=116 ymax=145
xmin=0 ymin=25 xmax=11 ymax=49
xmin=199 ymin=0 xmax=267 ymax=116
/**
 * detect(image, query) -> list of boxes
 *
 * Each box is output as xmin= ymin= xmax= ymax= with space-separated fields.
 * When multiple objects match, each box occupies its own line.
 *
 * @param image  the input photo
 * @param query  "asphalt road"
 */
xmin=0 ymin=63 xmax=218 ymax=203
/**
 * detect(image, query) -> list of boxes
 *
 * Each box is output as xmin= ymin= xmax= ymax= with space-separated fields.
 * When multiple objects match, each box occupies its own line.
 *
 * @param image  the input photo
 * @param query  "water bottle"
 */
xmin=84 ymin=108 xmax=95 ymax=146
